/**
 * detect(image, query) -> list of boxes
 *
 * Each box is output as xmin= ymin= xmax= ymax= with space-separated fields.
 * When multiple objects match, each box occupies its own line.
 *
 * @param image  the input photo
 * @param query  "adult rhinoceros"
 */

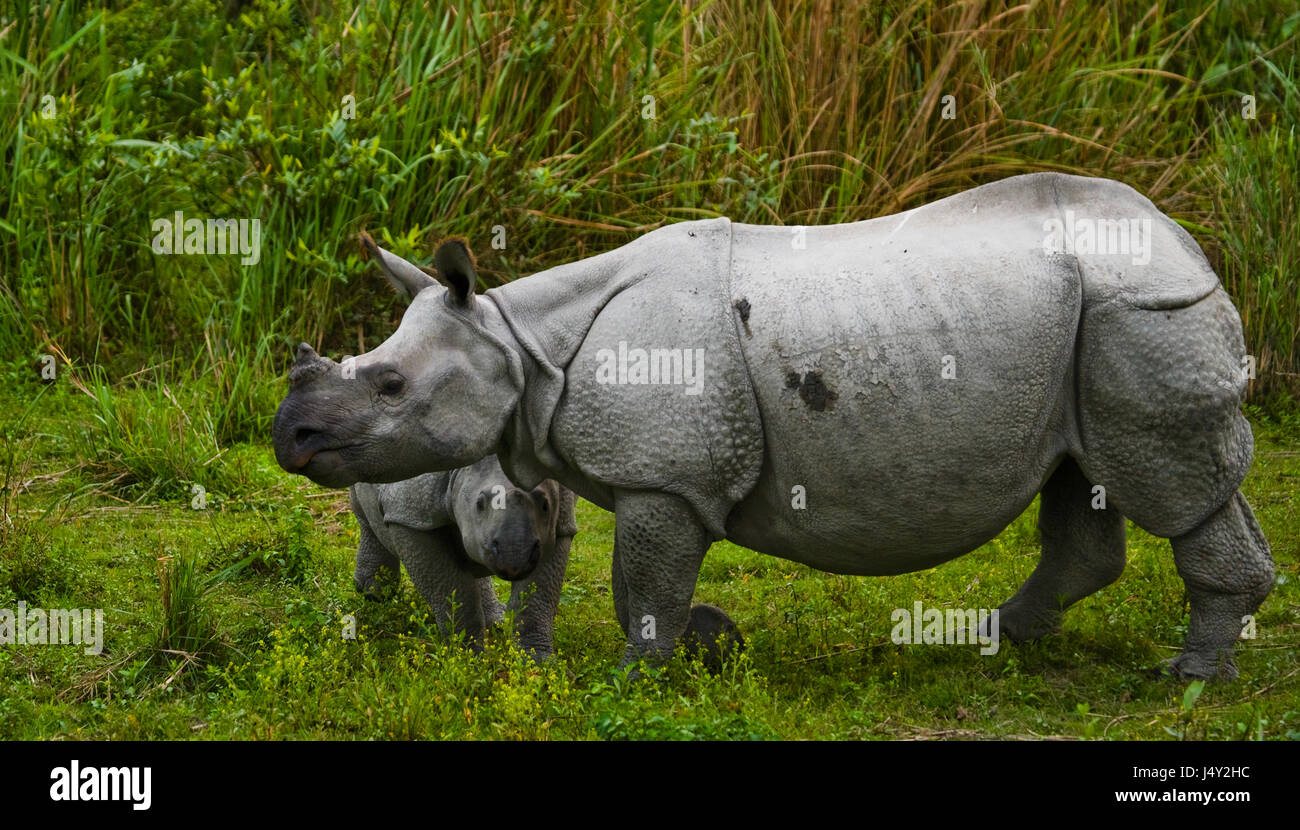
xmin=274 ymin=172 xmax=1273 ymax=679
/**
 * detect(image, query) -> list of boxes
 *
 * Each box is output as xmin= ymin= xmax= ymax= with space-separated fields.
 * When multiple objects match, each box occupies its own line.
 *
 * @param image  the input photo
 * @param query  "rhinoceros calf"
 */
xmin=350 ymin=455 xmax=577 ymax=659
xmin=275 ymin=172 xmax=1274 ymax=680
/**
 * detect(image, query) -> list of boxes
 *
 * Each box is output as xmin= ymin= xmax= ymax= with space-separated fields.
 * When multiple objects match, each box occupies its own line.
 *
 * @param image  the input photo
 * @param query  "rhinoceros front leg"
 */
xmin=612 ymin=545 xmax=630 ymax=638
xmin=1167 ymin=490 xmax=1273 ymax=680
xmin=506 ymin=532 xmax=573 ymax=661
xmin=388 ymin=525 xmax=489 ymax=650
xmin=612 ymin=490 xmax=711 ymax=667
xmin=993 ymin=456 xmax=1126 ymax=641
xmin=479 ymin=578 xmax=505 ymax=628
xmin=352 ymin=495 xmax=402 ymax=602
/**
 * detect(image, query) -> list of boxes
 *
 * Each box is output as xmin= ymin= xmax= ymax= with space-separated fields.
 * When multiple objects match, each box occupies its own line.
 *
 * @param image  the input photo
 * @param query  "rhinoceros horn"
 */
xmin=287 ymin=342 xmax=331 ymax=390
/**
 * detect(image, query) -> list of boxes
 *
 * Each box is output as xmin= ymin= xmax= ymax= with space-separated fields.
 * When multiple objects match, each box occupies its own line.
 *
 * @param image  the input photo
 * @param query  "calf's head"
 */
xmin=273 ymin=235 xmax=522 ymax=488
xmin=450 ymin=457 xmax=558 ymax=581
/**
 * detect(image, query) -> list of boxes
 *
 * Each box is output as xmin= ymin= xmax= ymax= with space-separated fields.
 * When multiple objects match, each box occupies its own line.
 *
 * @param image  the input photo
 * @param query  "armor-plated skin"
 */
xmin=275 ymin=173 xmax=1273 ymax=679
xmin=350 ymin=456 xmax=577 ymax=660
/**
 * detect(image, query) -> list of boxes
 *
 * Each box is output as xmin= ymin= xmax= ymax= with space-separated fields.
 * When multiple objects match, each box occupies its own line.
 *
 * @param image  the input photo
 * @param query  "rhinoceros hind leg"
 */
xmin=613 ymin=490 xmax=712 ymax=667
xmin=1165 ymin=490 xmax=1272 ymax=681
xmin=995 ymin=456 xmax=1126 ymax=642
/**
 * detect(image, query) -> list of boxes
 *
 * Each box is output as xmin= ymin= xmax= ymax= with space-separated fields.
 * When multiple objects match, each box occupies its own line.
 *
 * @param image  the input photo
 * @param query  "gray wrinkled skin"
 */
xmin=350 ymin=455 xmax=577 ymax=660
xmin=274 ymin=173 xmax=1273 ymax=680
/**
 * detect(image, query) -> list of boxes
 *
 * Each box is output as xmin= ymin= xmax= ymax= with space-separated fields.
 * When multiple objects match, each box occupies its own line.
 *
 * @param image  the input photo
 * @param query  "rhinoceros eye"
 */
xmin=379 ymin=373 xmax=405 ymax=396
xmin=476 ymin=493 xmax=487 ymax=512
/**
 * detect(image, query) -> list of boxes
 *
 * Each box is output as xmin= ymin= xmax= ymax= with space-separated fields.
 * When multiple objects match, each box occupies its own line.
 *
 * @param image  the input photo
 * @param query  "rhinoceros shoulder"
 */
xmin=362 ymin=472 xmax=453 ymax=531
xmin=492 ymin=218 xmax=765 ymax=537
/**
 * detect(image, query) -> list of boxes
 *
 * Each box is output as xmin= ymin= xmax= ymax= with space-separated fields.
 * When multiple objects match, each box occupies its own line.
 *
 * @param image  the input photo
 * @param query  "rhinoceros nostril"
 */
xmin=294 ymin=427 xmax=320 ymax=448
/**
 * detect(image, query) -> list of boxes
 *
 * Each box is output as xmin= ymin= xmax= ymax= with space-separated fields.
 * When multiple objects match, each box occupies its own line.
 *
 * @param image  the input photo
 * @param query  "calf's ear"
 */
xmin=359 ymin=231 xmax=437 ymax=301
xmin=433 ymin=237 xmax=477 ymax=308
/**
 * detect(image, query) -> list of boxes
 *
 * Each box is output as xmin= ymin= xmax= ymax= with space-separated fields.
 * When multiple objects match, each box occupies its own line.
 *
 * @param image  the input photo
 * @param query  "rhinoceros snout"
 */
xmin=491 ymin=539 xmax=542 ymax=581
xmin=274 ymin=345 xmax=335 ymax=474
xmin=291 ymin=425 xmax=324 ymax=453
xmin=273 ymin=408 xmax=328 ymax=472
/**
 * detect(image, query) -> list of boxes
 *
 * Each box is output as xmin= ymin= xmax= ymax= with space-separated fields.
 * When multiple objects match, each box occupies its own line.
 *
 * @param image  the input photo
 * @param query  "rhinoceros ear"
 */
xmin=433 ymin=237 xmax=476 ymax=308
xmin=359 ymin=231 xmax=437 ymax=301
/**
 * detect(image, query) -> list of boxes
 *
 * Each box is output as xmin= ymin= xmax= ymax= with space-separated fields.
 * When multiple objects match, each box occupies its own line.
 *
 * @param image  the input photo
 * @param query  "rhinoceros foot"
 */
xmin=986 ymin=600 xmax=1062 ymax=643
xmin=1161 ymin=651 xmax=1238 ymax=682
xmin=521 ymin=646 xmax=555 ymax=665
xmin=679 ymin=604 xmax=745 ymax=672
xmin=355 ymin=564 xmax=400 ymax=603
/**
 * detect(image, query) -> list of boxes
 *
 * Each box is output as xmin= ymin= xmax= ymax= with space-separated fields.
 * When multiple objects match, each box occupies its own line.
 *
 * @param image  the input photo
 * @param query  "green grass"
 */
xmin=1 ymin=0 xmax=1299 ymax=410
xmin=1 ymin=382 xmax=1296 ymax=740
xmin=1 ymin=1 xmax=1298 ymax=740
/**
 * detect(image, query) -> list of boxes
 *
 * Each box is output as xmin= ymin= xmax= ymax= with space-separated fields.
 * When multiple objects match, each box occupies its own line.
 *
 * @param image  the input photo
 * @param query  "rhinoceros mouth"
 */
xmin=292 ymin=447 xmax=366 ymax=489
xmin=287 ymin=444 xmax=352 ymax=475
xmin=487 ymin=540 xmax=543 ymax=581
xmin=277 ymin=421 xmax=351 ymax=474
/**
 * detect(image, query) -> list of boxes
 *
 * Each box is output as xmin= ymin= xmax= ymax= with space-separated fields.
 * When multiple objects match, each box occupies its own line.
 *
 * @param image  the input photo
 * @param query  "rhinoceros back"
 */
xmin=722 ymin=175 xmax=1090 ymax=572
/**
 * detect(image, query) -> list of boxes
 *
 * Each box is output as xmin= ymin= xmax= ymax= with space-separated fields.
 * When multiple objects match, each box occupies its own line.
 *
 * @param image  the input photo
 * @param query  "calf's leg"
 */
xmin=508 ymin=532 xmax=573 ymax=660
xmin=353 ymin=503 xmax=401 ymax=601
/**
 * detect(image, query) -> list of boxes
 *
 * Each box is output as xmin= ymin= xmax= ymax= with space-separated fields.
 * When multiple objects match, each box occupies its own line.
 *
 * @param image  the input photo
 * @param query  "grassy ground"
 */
xmin=2 ymin=1 xmax=1298 ymax=740
xmin=2 ymin=378 xmax=1297 ymax=740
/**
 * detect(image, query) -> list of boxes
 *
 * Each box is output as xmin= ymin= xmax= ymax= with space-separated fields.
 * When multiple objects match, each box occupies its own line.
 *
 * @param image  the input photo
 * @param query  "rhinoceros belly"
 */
xmin=722 ymin=201 xmax=1081 ymax=575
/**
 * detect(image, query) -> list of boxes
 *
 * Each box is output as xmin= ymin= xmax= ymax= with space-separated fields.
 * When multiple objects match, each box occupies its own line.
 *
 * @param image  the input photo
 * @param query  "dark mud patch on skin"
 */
xmin=785 ymin=368 xmax=837 ymax=411
xmin=733 ymin=298 xmax=752 ymax=337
